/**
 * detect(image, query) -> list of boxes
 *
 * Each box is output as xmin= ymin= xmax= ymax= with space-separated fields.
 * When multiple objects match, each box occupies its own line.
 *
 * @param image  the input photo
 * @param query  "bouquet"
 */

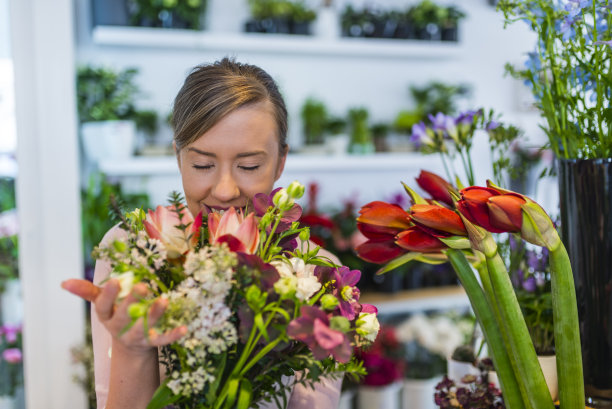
xmin=94 ymin=181 xmax=380 ymax=409
xmin=499 ymin=0 xmax=612 ymax=159
xmin=354 ymin=171 xmax=583 ymax=409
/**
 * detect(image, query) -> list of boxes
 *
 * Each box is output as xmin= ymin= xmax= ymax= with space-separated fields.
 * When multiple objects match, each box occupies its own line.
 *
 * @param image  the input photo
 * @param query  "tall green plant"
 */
xmin=499 ymin=0 xmax=612 ymax=158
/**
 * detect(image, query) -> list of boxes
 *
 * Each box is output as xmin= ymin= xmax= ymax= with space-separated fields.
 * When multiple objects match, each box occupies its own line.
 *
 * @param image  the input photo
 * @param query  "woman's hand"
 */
xmin=61 ymin=279 xmax=186 ymax=353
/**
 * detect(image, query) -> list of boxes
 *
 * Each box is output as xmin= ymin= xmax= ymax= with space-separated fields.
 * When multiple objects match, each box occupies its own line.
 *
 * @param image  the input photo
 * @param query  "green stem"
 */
xmin=239 ymin=338 xmax=283 ymax=377
xmin=549 ymin=243 xmax=585 ymax=409
xmin=446 ymin=250 xmax=526 ymax=409
xmin=473 ymin=260 xmax=529 ymax=409
xmin=439 ymin=152 xmax=452 ymax=183
xmin=486 ymin=252 xmax=554 ymax=409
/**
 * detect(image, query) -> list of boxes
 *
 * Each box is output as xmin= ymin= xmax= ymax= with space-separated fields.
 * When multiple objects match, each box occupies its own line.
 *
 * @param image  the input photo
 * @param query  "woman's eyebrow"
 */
xmin=236 ymin=151 xmax=266 ymax=158
xmin=187 ymin=147 xmax=215 ymax=157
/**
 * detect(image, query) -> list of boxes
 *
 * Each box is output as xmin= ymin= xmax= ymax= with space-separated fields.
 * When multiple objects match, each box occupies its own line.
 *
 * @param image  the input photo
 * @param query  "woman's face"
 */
xmin=176 ymin=101 xmax=287 ymax=217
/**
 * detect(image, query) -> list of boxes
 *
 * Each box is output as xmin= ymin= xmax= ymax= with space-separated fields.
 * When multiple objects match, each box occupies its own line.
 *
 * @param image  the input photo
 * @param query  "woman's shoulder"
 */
xmin=100 ymin=223 xmax=129 ymax=245
xmin=92 ymin=224 xmax=128 ymax=284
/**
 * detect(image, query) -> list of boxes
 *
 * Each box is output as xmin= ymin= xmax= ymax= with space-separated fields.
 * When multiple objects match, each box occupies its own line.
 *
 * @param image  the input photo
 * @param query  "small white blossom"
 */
xmin=356 ymin=312 xmax=380 ymax=342
xmin=111 ymin=270 xmax=135 ymax=299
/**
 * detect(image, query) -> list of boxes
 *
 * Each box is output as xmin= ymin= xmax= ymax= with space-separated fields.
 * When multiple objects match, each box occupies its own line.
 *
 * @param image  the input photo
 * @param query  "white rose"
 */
xmin=356 ymin=312 xmax=380 ymax=342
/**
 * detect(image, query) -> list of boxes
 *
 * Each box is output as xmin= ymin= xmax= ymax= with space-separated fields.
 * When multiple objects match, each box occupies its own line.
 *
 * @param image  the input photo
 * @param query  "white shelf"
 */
xmin=92 ymin=26 xmax=463 ymax=59
xmin=98 ymin=152 xmax=444 ymax=177
xmin=360 ymin=286 xmax=470 ymax=315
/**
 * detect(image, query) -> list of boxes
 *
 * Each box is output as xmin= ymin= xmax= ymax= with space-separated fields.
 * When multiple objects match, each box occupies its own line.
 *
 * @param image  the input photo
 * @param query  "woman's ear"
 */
xmin=275 ymin=145 xmax=288 ymax=181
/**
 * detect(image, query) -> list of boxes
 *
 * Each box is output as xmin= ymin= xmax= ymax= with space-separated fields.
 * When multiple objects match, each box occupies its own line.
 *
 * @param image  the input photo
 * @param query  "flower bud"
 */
xmin=299 ymin=229 xmax=310 ymax=242
xmin=273 ymin=188 xmax=290 ymax=209
xmin=128 ymin=302 xmax=147 ymax=319
xmin=286 ymin=181 xmax=305 ymax=199
xmin=356 ymin=312 xmax=380 ymax=342
xmin=330 ymin=316 xmax=351 ymax=333
xmin=320 ymin=294 xmax=340 ymax=310
xmin=274 ymin=276 xmax=297 ymax=298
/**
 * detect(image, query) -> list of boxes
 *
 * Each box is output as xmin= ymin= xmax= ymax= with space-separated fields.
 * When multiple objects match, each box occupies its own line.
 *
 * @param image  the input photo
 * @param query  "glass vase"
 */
xmin=558 ymin=158 xmax=612 ymax=408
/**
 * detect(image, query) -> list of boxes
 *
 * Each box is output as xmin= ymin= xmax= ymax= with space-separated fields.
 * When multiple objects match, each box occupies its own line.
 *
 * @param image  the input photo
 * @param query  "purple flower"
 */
xmin=333 ymin=266 xmax=361 ymax=320
xmin=253 ymin=187 xmax=302 ymax=233
xmin=522 ymin=275 xmax=537 ymax=292
xmin=595 ymin=39 xmax=612 ymax=48
xmin=455 ymin=110 xmax=480 ymax=127
xmin=410 ymin=121 xmax=429 ymax=145
xmin=1 ymin=324 xmax=20 ymax=343
xmin=2 ymin=348 xmax=22 ymax=364
xmin=527 ymin=250 xmax=541 ymax=271
xmin=385 ymin=191 xmax=408 ymax=208
xmin=287 ymin=305 xmax=351 ymax=363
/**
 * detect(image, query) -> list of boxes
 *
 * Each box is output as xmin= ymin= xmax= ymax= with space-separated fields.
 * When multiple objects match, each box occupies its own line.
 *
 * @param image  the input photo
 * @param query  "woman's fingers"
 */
xmin=95 ymin=279 xmax=121 ymax=321
xmin=148 ymin=326 xmax=188 ymax=347
xmin=61 ymin=279 xmax=101 ymax=302
xmin=147 ymin=297 xmax=168 ymax=327
xmin=108 ymin=283 xmax=148 ymax=331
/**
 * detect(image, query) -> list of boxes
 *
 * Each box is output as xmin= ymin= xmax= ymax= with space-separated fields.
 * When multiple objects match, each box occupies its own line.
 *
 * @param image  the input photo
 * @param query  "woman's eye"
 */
xmin=239 ymin=165 xmax=260 ymax=171
xmin=193 ymin=164 xmax=214 ymax=170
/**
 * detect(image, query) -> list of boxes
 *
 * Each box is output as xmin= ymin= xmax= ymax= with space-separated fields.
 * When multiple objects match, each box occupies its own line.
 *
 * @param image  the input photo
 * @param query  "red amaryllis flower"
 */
xmin=208 ymin=207 xmax=260 ymax=254
xmin=456 ymin=186 xmax=507 ymax=233
xmin=144 ymin=205 xmax=203 ymax=259
xmin=410 ymin=204 xmax=467 ymax=237
xmin=395 ymin=226 xmax=447 ymax=253
xmin=357 ymin=201 xmax=411 ymax=239
xmin=287 ymin=305 xmax=352 ymax=363
xmin=487 ymin=193 xmax=526 ymax=232
xmin=415 ymin=170 xmax=456 ymax=206
xmin=457 ymin=186 xmax=528 ymax=233
xmin=355 ymin=239 xmax=406 ymax=264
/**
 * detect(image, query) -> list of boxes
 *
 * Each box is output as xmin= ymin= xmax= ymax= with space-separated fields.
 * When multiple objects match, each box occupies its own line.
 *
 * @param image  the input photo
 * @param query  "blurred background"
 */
xmin=0 ymin=0 xmax=558 ymax=408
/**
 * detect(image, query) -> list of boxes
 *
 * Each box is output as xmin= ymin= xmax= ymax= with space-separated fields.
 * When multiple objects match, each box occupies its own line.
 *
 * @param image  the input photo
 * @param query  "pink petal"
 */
xmin=313 ymin=318 xmax=344 ymax=350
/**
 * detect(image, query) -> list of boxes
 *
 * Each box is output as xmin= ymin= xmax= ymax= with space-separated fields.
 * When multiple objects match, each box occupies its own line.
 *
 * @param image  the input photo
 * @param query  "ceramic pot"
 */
xmin=402 ymin=377 xmax=441 ymax=409
xmin=357 ymin=381 xmax=402 ymax=409
xmin=81 ymin=120 xmax=136 ymax=163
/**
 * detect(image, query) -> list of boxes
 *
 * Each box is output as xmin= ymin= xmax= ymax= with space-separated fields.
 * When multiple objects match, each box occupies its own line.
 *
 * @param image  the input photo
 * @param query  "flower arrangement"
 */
xmin=0 ymin=324 xmax=23 ymax=397
xmin=356 ymin=325 xmax=404 ymax=387
xmin=91 ymin=182 xmax=379 ymax=409
xmin=499 ymin=0 xmax=612 ymax=158
xmin=396 ymin=312 xmax=473 ymax=380
xmin=354 ymin=171 xmax=584 ymax=409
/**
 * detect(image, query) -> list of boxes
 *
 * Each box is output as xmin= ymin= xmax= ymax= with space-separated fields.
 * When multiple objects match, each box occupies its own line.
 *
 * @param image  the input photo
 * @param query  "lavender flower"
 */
xmin=522 ymin=275 xmax=537 ymax=292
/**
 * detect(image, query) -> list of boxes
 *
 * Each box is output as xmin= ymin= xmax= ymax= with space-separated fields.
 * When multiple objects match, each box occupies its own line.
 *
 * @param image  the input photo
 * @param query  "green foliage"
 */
xmin=325 ymin=116 xmax=347 ymax=136
xmin=410 ymin=0 xmax=446 ymax=26
xmin=498 ymin=0 xmax=612 ymax=158
xmin=347 ymin=107 xmax=371 ymax=146
xmin=410 ymin=81 xmax=471 ymax=118
xmin=248 ymin=0 xmax=315 ymax=22
xmin=0 ymin=326 xmax=23 ymax=397
xmin=76 ymin=65 xmax=159 ymax=134
xmin=301 ymin=98 xmax=328 ymax=145
xmin=0 ymin=178 xmax=18 ymax=292
xmin=81 ymin=173 xmax=150 ymax=268
xmin=127 ymin=0 xmax=208 ymax=30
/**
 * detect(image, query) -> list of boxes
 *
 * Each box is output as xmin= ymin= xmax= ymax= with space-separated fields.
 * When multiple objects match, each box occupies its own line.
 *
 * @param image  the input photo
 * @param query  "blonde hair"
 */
xmin=172 ymin=58 xmax=288 ymax=154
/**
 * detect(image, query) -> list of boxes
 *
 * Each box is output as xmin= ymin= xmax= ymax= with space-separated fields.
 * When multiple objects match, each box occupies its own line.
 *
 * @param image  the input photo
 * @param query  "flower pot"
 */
xmin=446 ymin=359 xmax=478 ymax=385
xmin=538 ymin=355 xmax=558 ymax=402
xmin=402 ymin=377 xmax=441 ymax=409
xmin=313 ymin=7 xmax=340 ymax=39
xmin=558 ymin=158 xmax=612 ymax=408
xmin=325 ymin=134 xmax=350 ymax=155
xmin=80 ymin=120 xmax=136 ymax=163
xmin=338 ymin=389 xmax=356 ymax=409
xmin=357 ymin=381 xmax=402 ymax=409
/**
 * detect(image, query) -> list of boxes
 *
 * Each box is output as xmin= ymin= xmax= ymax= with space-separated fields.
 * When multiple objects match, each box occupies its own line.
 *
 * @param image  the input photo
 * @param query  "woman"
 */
xmin=63 ymin=58 xmax=342 ymax=409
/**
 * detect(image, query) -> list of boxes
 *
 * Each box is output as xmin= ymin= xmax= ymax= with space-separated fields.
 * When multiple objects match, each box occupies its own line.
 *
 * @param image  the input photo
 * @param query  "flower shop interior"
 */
xmin=2 ymin=0 xmax=611 ymax=408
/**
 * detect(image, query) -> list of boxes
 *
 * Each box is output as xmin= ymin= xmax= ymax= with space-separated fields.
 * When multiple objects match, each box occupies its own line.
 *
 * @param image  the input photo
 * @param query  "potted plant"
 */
xmin=371 ymin=123 xmax=390 ymax=152
xmin=440 ymin=6 xmax=465 ymax=42
xmin=126 ymin=0 xmax=207 ymax=30
xmin=394 ymin=8 xmax=416 ymax=39
xmin=289 ymin=1 xmax=316 ymax=35
xmin=76 ymin=65 xmax=158 ymax=163
xmin=356 ymin=325 xmax=404 ymax=409
xmin=347 ymin=107 xmax=374 ymax=154
xmin=300 ymin=97 xmax=328 ymax=152
xmin=410 ymin=0 xmax=444 ymax=41
xmin=245 ymin=0 xmax=316 ymax=35
xmin=0 ymin=324 xmax=24 ymax=408
xmin=396 ymin=313 xmax=472 ymax=409
xmin=499 ymin=2 xmax=612 ymax=403
xmin=324 ymin=116 xmax=349 ymax=155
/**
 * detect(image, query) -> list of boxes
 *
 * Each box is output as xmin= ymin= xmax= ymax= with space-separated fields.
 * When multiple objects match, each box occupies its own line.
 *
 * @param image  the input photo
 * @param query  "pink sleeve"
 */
xmin=90 ymin=225 xmax=127 ymax=409
xmin=287 ymin=375 xmax=343 ymax=409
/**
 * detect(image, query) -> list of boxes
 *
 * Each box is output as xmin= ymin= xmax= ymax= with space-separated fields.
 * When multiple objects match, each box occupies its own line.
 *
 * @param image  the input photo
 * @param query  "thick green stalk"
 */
xmin=446 ymin=250 xmax=526 ymax=409
xmin=549 ymin=243 xmax=585 ymax=409
xmin=473 ymin=260 xmax=530 ymax=409
xmin=486 ymin=252 xmax=554 ymax=409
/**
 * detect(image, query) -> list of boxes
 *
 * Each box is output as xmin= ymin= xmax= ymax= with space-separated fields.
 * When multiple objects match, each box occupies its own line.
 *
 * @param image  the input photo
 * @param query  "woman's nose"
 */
xmin=212 ymin=171 xmax=240 ymax=203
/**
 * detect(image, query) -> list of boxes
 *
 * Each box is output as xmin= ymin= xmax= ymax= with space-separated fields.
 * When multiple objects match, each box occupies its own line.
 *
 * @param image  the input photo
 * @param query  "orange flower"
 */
xmin=208 ymin=208 xmax=260 ymax=254
xmin=415 ymin=170 xmax=456 ymax=206
xmin=395 ymin=226 xmax=447 ymax=253
xmin=410 ymin=204 xmax=467 ymax=237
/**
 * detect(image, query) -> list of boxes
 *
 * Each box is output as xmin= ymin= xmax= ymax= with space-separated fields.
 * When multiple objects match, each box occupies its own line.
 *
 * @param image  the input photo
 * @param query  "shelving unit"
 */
xmin=91 ymin=25 xmax=464 ymax=60
xmin=360 ymin=286 xmax=469 ymax=316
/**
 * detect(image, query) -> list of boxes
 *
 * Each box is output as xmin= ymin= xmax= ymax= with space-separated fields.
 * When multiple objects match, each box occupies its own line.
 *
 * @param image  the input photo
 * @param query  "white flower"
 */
xmin=271 ymin=258 xmax=321 ymax=300
xmin=274 ymin=276 xmax=297 ymax=297
xmin=356 ymin=312 xmax=380 ymax=342
xmin=111 ymin=271 xmax=135 ymax=299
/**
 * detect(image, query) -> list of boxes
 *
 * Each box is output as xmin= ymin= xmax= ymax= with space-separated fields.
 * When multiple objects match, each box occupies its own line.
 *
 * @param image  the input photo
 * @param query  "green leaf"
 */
xmin=375 ymin=252 xmax=420 ymax=275
xmin=146 ymin=382 xmax=180 ymax=409
xmin=206 ymin=354 xmax=227 ymax=403
xmin=223 ymin=377 xmax=240 ymax=409
xmin=236 ymin=379 xmax=253 ymax=409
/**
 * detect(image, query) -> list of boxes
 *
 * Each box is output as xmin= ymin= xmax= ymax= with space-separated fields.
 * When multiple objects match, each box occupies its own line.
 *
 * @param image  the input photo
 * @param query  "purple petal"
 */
xmin=361 ymin=303 xmax=378 ymax=314
xmin=253 ymin=192 xmax=272 ymax=216
xmin=313 ymin=318 xmax=344 ymax=349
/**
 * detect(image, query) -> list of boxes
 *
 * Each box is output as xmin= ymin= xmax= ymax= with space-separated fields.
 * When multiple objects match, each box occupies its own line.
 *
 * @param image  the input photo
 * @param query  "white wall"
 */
xmin=75 ymin=0 xmax=545 ymax=207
